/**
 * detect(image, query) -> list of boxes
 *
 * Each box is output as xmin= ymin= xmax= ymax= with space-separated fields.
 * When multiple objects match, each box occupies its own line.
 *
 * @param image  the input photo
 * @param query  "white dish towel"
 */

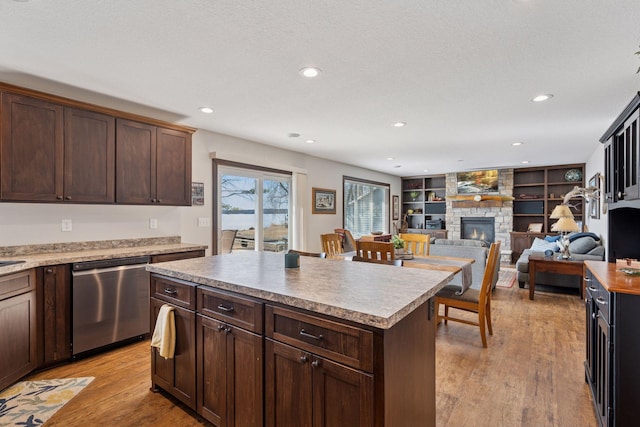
xmin=151 ymin=304 xmax=176 ymax=359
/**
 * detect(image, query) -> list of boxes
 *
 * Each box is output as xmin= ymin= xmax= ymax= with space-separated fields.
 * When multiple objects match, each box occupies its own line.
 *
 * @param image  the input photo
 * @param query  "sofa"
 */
xmin=515 ymin=232 xmax=605 ymax=291
xmin=429 ymin=238 xmax=499 ymax=290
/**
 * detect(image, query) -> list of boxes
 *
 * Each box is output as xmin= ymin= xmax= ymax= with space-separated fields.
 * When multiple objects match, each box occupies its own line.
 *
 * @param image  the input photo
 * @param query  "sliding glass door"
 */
xmin=217 ymin=163 xmax=291 ymax=254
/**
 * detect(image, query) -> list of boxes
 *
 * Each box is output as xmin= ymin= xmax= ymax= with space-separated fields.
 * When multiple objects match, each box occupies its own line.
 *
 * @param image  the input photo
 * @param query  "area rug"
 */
xmin=0 ymin=377 xmax=94 ymax=426
xmin=496 ymin=267 xmax=517 ymax=288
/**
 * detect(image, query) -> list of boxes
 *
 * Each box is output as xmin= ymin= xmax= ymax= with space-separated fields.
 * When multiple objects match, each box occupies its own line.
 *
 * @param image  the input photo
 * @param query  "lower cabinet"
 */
xmin=150 ymin=276 xmax=197 ymax=410
xmin=37 ymin=265 xmax=71 ymax=367
xmin=0 ymin=269 xmax=37 ymax=391
xmin=265 ymin=339 xmax=374 ymax=427
xmin=585 ymin=263 xmax=640 ymax=427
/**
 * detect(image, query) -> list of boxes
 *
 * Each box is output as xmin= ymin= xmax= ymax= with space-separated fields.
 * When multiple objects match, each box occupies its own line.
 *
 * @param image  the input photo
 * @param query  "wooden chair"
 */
xmin=334 ymin=228 xmax=357 ymax=252
xmin=220 ymin=229 xmax=237 ymax=254
xmin=288 ymin=249 xmax=326 ymax=258
xmin=434 ymin=241 xmax=501 ymax=348
xmin=355 ymin=241 xmax=395 ymax=261
xmin=320 ymin=233 xmax=344 ymax=257
xmin=352 ymin=255 xmax=403 ymax=266
xmin=399 ymin=233 xmax=430 ymax=257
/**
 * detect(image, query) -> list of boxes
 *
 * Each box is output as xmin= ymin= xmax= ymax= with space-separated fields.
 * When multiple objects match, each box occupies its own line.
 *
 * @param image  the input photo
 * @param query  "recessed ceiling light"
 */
xmin=387 ymin=157 xmax=394 ymax=161
xmin=512 ymin=142 xmax=523 ymax=146
xmin=393 ymin=122 xmax=406 ymax=127
xmin=423 ymin=169 xmax=429 ymax=173
xmin=393 ymin=165 xmax=402 ymax=168
xmin=305 ymin=139 xmax=315 ymax=144
xmin=288 ymin=133 xmax=300 ymax=138
xmin=299 ymin=67 xmax=321 ymax=78
xmin=199 ymin=107 xmax=214 ymax=114
xmin=521 ymin=160 xmax=530 ymax=164
xmin=531 ymin=94 xmax=554 ymax=102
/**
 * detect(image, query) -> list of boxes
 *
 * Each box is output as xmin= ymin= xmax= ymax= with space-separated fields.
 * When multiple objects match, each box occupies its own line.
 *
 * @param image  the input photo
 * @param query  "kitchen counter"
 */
xmin=585 ymin=260 xmax=640 ymax=295
xmin=146 ymin=251 xmax=454 ymax=329
xmin=0 ymin=236 xmax=207 ymax=276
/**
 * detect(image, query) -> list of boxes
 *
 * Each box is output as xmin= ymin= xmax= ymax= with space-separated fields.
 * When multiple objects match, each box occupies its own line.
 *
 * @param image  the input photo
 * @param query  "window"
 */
xmin=343 ymin=176 xmax=390 ymax=238
xmin=214 ymin=160 xmax=291 ymax=254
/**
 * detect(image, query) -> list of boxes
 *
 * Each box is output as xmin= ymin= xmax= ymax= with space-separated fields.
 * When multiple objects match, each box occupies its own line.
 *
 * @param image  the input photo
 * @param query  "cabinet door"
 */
xmin=1 ymin=92 xmax=64 ymax=201
xmin=116 ymin=119 xmax=156 ymax=204
xmin=156 ymin=127 xmax=192 ymax=206
xmin=64 ymin=108 xmax=115 ymax=203
xmin=620 ymin=113 xmax=639 ymax=200
xmin=265 ymin=340 xmax=313 ymax=427
xmin=151 ymin=297 xmax=196 ymax=409
xmin=38 ymin=265 xmax=71 ymax=366
xmin=312 ymin=356 xmax=374 ymax=427
xmin=593 ymin=313 xmax=612 ymax=427
xmin=198 ymin=315 xmax=263 ymax=427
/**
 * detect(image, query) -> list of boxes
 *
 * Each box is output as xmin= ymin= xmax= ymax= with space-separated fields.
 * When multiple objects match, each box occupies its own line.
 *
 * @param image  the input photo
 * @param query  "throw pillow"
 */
xmin=544 ymin=235 xmax=561 ymax=242
xmin=569 ymin=236 xmax=598 ymax=254
xmin=568 ymin=232 xmax=601 ymax=242
xmin=530 ymin=237 xmax=559 ymax=253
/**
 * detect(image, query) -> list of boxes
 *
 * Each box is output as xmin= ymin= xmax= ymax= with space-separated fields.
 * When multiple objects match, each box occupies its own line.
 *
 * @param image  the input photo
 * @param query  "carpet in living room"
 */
xmin=496 ymin=267 xmax=517 ymax=288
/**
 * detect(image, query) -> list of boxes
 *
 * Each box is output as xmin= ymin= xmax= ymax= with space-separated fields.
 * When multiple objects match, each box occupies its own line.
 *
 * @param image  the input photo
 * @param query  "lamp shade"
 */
xmin=551 ymin=216 xmax=580 ymax=233
xmin=550 ymin=204 xmax=574 ymax=219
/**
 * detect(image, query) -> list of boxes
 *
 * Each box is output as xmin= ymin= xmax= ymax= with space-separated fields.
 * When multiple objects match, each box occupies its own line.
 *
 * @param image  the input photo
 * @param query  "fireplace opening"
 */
xmin=608 ymin=207 xmax=640 ymax=262
xmin=461 ymin=217 xmax=495 ymax=247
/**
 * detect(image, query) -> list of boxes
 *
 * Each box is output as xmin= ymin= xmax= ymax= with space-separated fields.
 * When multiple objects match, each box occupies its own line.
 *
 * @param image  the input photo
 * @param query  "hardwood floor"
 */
xmin=26 ymin=281 xmax=596 ymax=426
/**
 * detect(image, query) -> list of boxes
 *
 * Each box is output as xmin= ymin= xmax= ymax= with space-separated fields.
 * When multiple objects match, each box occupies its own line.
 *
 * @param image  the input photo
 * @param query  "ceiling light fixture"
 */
xmin=387 ymin=157 xmax=394 ymax=161
xmin=199 ymin=107 xmax=214 ymax=114
xmin=299 ymin=67 xmax=321 ymax=78
xmin=305 ymin=139 xmax=315 ymax=144
xmin=512 ymin=142 xmax=523 ymax=146
xmin=521 ymin=160 xmax=530 ymax=164
xmin=531 ymin=94 xmax=554 ymax=102
xmin=423 ymin=169 xmax=429 ymax=173
xmin=288 ymin=133 xmax=300 ymax=138
xmin=393 ymin=122 xmax=406 ymax=127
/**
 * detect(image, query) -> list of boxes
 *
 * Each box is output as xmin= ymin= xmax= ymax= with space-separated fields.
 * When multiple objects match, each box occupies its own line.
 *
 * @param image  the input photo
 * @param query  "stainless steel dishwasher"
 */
xmin=72 ymin=255 xmax=150 ymax=355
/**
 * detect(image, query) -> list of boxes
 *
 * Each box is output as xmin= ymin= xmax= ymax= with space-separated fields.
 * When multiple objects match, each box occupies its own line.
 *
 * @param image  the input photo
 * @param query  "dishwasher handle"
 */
xmin=71 ymin=262 xmax=149 ymax=276
xmin=72 ymin=256 xmax=150 ymax=271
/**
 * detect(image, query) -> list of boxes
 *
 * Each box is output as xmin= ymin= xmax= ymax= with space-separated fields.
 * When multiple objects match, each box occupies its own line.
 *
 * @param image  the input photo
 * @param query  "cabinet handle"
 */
xmin=65 ymin=196 xmax=72 ymax=200
xmin=164 ymin=288 xmax=177 ymax=295
xmin=217 ymin=304 xmax=234 ymax=312
xmin=300 ymin=329 xmax=324 ymax=341
xmin=156 ymin=199 xmax=162 ymax=203
xmin=596 ymin=297 xmax=607 ymax=306
xmin=583 ymin=277 xmax=591 ymax=282
xmin=588 ymin=286 xmax=597 ymax=292
xmin=217 ymin=324 xmax=231 ymax=333
xmin=592 ymin=313 xmax=596 ymax=320
xmin=618 ymin=191 xmax=626 ymax=198
xmin=45 ymin=268 xmax=53 ymax=274
xmin=56 ymin=195 xmax=63 ymax=200
xmin=151 ymin=198 xmax=157 ymax=203
xmin=311 ymin=359 xmax=321 ymax=368
xmin=299 ymin=355 xmax=308 ymax=363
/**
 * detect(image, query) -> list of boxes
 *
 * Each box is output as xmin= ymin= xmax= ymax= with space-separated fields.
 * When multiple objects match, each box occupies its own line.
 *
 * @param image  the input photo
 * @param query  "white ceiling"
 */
xmin=1 ymin=0 xmax=639 ymax=176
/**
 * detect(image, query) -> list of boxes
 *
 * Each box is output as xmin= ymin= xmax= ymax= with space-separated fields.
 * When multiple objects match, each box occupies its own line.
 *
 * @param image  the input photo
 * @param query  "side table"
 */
xmin=528 ymin=255 xmax=585 ymax=300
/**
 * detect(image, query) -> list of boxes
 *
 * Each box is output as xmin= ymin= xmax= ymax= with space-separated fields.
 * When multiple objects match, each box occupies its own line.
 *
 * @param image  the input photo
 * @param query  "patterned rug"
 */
xmin=0 ymin=377 xmax=94 ymax=426
xmin=496 ymin=267 xmax=517 ymax=288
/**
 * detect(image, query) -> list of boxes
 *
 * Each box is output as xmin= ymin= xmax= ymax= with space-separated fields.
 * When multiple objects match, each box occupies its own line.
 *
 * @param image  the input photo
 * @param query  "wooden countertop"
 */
xmin=0 ymin=240 xmax=207 ymax=276
xmin=146 ymin=251 xmax=454 ymax=330
xmin=585 ymin=260 xmax=640 ymax=295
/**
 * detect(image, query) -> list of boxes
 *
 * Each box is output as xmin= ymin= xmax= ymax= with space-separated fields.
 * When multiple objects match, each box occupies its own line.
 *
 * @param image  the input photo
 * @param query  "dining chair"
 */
xmin=320 ymin=233 xmax=344 ymax=257
xmin=399 ymin=233 xmax=430 ymax=257
xmin=220 ymin=229 xmax=237 ymax=254
xmin=352 ymin=255 xmax=403 ymax=266
xmin=334 ymin=228 xmax=358 ymax=252
xmin=434 ymin=241 xmax=501 ymax=348
xmin=356 ymin=241 xmax=395 ymax=261
xmin=288 ymin=249 xmax=327 ymax=258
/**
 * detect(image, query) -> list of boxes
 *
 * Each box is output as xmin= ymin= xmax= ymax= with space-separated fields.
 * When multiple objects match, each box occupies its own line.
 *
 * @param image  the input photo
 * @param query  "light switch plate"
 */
xmin=149 ymin=218 xmax=158 ymax=229
xmin=61 ymin=219 xmax=72 ymax=232
xmin=198 ymin=217 xmax=210 ymax=227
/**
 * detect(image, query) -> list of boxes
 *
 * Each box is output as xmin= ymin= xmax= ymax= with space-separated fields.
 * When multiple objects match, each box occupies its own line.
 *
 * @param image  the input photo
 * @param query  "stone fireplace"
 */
xmin=461 ymin=217 xmax=495 ymax=247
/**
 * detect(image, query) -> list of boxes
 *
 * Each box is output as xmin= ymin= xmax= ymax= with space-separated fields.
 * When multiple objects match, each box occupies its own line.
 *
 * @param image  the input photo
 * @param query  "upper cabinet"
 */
xmin=116 ymin=120 xmax=191 ymax=205
xmin=0 ymin=83 xmax=194 ymax=206
xmin=601 ymin=92 xmax=640 ymax=206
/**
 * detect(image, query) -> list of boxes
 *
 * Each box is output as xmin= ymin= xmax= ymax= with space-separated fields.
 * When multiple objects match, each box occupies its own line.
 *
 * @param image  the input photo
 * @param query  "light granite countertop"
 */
xmin=146 ymin=251 xmax=454 ymax=329
xmin=0 ymin=237 xmax=207 ymax=276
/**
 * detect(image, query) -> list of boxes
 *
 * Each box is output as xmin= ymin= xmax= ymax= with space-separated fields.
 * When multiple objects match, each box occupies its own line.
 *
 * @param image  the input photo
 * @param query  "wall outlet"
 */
xmin=61 ymin=219 xmax=72 ymax=232
xmin=198 ymin=217 xmax=211 ymax=227
xmin=149 ymin=218 xmax=158 ymax=229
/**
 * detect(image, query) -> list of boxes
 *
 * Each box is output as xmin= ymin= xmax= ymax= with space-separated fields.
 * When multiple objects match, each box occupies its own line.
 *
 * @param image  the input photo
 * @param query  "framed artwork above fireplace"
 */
xmin=456 ymin=169 xmax=499 ymax=194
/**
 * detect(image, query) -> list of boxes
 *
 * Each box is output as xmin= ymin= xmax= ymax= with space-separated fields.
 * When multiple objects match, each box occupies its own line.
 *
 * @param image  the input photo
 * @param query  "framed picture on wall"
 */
xmin=312 ymin=188 xmax=336 ymax=214
xmin=589 ymin=173 xmax=600 ymax=219
xmin=527 ymin=223 xmax=543 ymax=233
xmin=191 ymin=182 xmax=204 ymax=205
xmin=392 ymin=195 xmax=400 ymax=220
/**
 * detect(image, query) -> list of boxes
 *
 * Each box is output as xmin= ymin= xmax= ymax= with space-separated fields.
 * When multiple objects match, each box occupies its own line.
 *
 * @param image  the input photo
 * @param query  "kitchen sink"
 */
xmin=0 ymin=260 xmax=25 ymax=267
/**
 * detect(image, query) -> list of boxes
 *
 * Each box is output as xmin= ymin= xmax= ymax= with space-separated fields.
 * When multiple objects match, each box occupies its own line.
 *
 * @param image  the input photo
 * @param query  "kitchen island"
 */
xmin=147 ymin=251 xmax=454 ymax=426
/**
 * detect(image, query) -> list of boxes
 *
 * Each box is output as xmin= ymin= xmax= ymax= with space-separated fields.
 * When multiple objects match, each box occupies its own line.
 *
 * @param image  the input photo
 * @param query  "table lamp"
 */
xmin=550 ymin=204 xmax=580 ymax=259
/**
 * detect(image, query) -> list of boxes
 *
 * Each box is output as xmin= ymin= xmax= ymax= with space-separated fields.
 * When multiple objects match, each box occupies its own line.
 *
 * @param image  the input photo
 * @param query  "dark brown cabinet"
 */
xmin=401 ymin=175 xmax=446 ymax=232
xmin=1 ymin=92 xmax=64 ymax=202
xmin=36 ymin=265 xmax=71 ymax=367
xmin=150 ymin=275 xmax=197 ymax=409
xmin=264 ymin=305 xmax=374 ymax=426
xmin=0 ymin=269 xmax=37 ymax=391
xmin=150 ymin=250 xmax=205 ymax=264
xmin=509 ymin=231 xmax=546 ymax=263
xmin=196 ymin=286 xmax=263 ymax=426
xmin=116 ymin=119 xmax=192 ymax=206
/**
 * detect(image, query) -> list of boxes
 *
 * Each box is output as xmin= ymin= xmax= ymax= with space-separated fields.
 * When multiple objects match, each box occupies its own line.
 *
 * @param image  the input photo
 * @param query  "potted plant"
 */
xmin=391 ymin=235 xmax=406 ymax=255
xmin=409 ymin=191 xmax=420 ymax=201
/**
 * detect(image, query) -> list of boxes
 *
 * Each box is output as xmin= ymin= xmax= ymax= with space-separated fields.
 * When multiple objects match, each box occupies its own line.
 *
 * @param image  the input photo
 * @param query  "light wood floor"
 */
xmin=27 ymin=279 xmax=597 ymax=427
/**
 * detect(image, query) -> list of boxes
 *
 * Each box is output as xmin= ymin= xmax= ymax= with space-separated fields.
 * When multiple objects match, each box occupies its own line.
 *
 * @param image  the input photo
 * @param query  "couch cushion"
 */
xmin=530 ymin=237 xmax=559 ymax=253
xmin=569 ymin=236 xmax=598 ymax=254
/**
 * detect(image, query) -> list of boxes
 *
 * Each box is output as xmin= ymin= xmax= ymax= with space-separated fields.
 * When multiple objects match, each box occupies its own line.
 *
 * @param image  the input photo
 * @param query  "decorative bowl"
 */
xmin=371 ymin=231 xmax=383 ymax=235
xmin=619 ymin=268 xmax=640 ymax=276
